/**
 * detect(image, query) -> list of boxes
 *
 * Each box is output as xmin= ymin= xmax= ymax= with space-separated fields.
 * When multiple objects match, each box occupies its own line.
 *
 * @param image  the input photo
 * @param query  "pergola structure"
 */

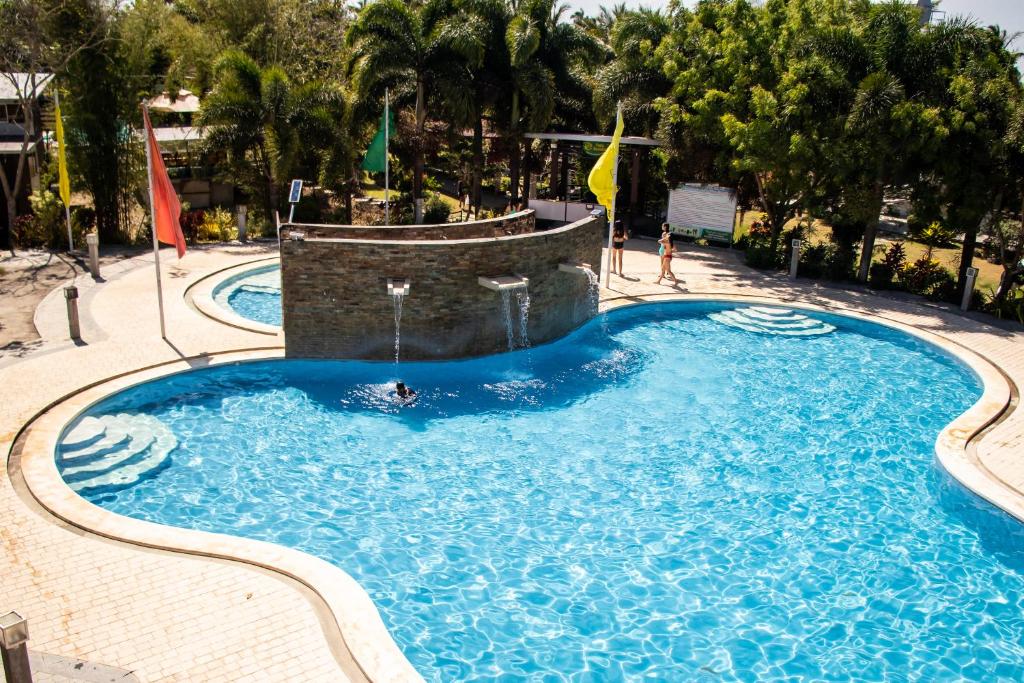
xmin=524 ymin=132 xmax=663 ymax=231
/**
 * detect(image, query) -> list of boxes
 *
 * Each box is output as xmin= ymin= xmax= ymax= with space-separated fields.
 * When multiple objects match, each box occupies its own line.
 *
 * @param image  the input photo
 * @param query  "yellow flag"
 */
xmin=587 ymin=105 xmax=624 ymax=221
xmin=55 ymin=102 xmax=70 ymax=208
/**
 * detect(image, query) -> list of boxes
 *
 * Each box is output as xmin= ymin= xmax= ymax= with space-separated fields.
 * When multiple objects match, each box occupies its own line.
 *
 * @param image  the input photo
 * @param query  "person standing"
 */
xmin=655 ymin=223 xmax=679 ymax=285
xmin=611 ymin=220 xmax=628 ymax=276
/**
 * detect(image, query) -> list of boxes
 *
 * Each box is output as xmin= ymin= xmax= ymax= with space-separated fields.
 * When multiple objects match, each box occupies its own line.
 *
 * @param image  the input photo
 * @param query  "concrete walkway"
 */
xmin=2 ymin=238 xmax=1022 ymax=681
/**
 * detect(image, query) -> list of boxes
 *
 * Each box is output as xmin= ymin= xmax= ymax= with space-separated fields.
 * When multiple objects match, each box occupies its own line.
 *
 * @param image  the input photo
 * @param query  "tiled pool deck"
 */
xmin=2 ymin=240 xmax=1021 ymax=681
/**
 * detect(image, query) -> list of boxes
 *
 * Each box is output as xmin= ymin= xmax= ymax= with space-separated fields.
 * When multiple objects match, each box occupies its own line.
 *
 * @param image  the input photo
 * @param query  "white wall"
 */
xmin=529 ymin=198 xmax=597 ymax=223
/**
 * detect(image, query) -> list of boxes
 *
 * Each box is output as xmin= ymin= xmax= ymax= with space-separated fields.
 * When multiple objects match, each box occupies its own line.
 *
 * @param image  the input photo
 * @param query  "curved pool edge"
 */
xmin=11 ymin=296 xmax=1018 ymax=683
xmin=603 ymin=293 xmax=1021 ymax=523
xmin=186 ymin=257 xmax=283 ymax=336
xmin=14 ymin=348 xmax=423 ymax=683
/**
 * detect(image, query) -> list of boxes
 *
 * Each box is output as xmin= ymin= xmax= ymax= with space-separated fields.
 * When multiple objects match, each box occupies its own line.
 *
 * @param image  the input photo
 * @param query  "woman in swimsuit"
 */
xmin=611 ymin=221 xmax=627 ymax=276
xmin=655 ymin=224 xmax=678 ymax=285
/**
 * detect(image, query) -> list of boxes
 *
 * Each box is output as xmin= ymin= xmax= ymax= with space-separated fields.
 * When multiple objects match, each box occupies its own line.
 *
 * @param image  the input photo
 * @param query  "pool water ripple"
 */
xmin=212 ymin=264 xmax=281 ymax=326
xmin=58 ymin=302 xmax=1024 ymax=681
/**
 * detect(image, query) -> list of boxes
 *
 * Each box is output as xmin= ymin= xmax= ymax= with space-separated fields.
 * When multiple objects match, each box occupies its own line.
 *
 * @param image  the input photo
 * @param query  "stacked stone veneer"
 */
xmin=280 ymin=214 xmax=604 ymax=360
xmin=290 ymin=209 xmax=535 ymax=241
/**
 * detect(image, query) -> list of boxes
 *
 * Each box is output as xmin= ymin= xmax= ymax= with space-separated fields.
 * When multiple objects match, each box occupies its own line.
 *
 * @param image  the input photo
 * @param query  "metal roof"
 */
xmin=145 ymin=89 xmax=201 ymax=113
xmin=0 ymin=73 xmax=54 ymax=104
xmin=524 ymin=132 xmax=662 ymax=147
xmin=0 ymin=141 xmax=36 ymax=155
xmin=135 ymin=126 xmax=207 ymax=143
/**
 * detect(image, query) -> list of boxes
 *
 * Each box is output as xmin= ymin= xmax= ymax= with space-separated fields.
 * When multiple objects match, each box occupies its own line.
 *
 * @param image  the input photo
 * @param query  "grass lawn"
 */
xmin=734 ymin=212 xmax=1002 ymax=292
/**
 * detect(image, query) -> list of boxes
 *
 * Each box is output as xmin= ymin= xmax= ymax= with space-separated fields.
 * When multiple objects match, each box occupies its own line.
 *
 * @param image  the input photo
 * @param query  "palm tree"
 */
xmin=346 ymin=0 xmax=450 ymax=222
xmin=839 ymin=1 xmax=941 ymax=281
xmin=429 ymin=0 xmax=508 ymax=217
xmin=199 ymin=50 xmax=338 ymax=221
xmin=505 ymin=0 xmax=603 ymax=205
xmin=592 ymin=7 xmax=670 ymax=136
xmin=505 ymin=0 xmax=555 ymax=208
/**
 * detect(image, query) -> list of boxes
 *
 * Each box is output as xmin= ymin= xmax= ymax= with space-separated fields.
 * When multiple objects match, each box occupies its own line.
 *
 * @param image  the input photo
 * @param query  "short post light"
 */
xmin=64 ymin=286 xmax=80 ymax=341
xmin=0 ymin=611 xmax=33 ymax=683
xmin=237 ymin=205 xmax=248 ymax=243
xmin=789 ymin=239 xmax=802 ymax=280
xmin=961 ymin=266 xmax=979 ymax=312
xmin=85 ymin=232 xmax=100 ymax=279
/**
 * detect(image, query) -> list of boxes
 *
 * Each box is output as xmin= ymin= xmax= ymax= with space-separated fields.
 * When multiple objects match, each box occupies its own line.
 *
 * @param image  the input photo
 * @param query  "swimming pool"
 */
xmin=56 ymin=302 xmax=1024 ymax=680
xmin=211 ymin=263 xmax=281 ymax=327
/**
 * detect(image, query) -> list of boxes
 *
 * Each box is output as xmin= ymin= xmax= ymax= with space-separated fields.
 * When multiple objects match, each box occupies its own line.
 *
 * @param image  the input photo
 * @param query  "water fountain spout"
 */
xmin=387 ymin=279 xmax=410 ymax=362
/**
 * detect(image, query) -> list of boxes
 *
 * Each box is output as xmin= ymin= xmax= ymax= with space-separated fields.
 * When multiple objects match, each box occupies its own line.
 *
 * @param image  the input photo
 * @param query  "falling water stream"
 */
xmin=392 ymin=292 xmax=405 ymax=362
xmin=515 ymin=287 xmax=530 ymax=349
xmin=499 ymin=283 xmax=531 ymax=351
xmin=581 ymin=267 xmax=600 ymax=316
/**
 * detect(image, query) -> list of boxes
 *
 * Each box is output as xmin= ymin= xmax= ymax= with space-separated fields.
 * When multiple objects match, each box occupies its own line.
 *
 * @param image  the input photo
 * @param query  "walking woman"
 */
xmin=655 ymin=223 xmax=679 ymax=285
xmin=611 ymin=220 xmax=628 ymax=276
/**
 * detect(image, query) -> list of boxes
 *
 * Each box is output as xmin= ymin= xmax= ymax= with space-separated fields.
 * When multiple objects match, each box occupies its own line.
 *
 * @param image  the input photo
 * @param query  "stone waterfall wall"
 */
xmin=290 ymin=209 xmax=535 ymax=241
xmin=280 ymin=215 xmax=604 ymax=360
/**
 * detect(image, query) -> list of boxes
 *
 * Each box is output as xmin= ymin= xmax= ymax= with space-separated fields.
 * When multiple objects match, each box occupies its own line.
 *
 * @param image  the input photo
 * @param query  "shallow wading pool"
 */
xmin=56 ymin=302 xmax=1024 ymax=681
xmin=211 ymin=263 xmax=281 ymax=327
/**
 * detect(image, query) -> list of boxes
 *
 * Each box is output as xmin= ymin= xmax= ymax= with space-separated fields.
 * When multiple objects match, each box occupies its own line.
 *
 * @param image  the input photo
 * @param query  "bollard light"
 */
xmin=0 ymin=610 xmax=33 ymax=683
xmin=789 ymin=239 xmax=802 ymax=280
xmin=0 ymin=612 xmax=28 ymax=648
xmin=85 ymin=232 xmax=100 ymax=279
xmin=961 ymin=266 xmax=979 ymax=312
xmin=65 ymin=286 xmax=81 ymax=341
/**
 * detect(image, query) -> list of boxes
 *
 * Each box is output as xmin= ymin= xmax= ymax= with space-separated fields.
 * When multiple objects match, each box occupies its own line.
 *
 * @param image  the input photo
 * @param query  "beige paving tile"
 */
xmin=1 ymin=238 xmax=1021 ymax=681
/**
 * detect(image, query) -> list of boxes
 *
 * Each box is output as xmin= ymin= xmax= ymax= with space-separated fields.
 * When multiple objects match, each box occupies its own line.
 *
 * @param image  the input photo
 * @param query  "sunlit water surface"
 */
xmin=59 ymin=302 xmax=1024 ymax=681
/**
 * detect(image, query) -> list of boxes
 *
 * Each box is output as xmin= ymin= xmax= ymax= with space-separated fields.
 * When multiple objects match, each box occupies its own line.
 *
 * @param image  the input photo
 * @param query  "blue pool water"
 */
xmin=212 ymin=264 xmax=281 ymax=326
xmin=58 ymin=302 xmax=1024 ymax=681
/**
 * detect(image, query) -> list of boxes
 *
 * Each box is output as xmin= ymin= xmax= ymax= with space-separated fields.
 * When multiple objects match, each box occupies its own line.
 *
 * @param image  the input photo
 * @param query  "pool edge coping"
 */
xmin=186 ymin=257 xmax=283 ymax=336
xmin=15 ymin=348 xmax=423 ymax=683
xmin=12 ymin=295 xmax=1018 ymax=683
xmin=603 ymin=292 xmax=1021 ymax=523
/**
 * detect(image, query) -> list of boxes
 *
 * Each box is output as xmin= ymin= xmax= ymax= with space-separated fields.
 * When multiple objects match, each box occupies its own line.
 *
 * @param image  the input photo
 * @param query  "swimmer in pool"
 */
xmin=396 ymin=382 xmax=416 ymax=400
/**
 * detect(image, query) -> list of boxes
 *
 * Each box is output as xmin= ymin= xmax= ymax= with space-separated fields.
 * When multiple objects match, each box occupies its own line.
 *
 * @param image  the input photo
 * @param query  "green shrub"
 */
xmin=901 ymin=257 xmax=955 ymax=299
xmin=15 ymin=189 xmax=82 ymax=248
xmin=983 ymin=288 xmax=1024 ymax=324
xmin=197 ymin=208 xmax=237 ymax=241
xmin=423 ymin=193 xmax=451 ymax=224
xmin=798 ymin=243 xmax=831 ymax=278
xmin=870 ymin=242 xmax=907 ymax=290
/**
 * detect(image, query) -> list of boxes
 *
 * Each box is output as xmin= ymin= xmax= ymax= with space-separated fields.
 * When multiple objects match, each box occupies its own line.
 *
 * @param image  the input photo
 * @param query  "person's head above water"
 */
xmin=396 ymin=381 xmax=415 ymax=398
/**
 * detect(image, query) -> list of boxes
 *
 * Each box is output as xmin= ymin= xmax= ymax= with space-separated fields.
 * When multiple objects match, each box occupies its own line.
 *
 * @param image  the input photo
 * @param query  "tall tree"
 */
xmin=199 ymin=50 xmax=339 ymax=221
xmin=346 ymin=0 xmax=446 ymax=222
xmin=0 ymin=0 xmax=112 ymax=251
xmin=929 ymin=23 xmax=1022 ymax=296
xmin=593 ymin=7 xmax=670 ymax=136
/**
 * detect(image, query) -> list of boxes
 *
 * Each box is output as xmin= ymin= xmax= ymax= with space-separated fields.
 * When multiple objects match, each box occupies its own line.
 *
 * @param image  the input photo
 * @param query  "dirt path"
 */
xmin=0 ymin=248 xmax=146 ymax=359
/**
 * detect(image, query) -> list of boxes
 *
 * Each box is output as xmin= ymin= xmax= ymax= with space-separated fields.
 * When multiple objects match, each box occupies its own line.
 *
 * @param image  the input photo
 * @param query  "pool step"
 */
xmin=709 ymin=307 xmax=835 ymax=336
xmin=60 ymin=417 xmax=108 ymax=451
xmin=236 ymin=284 xmax=279 ymax=295
xmin=58 ymin=414 xmax=177 ymax=494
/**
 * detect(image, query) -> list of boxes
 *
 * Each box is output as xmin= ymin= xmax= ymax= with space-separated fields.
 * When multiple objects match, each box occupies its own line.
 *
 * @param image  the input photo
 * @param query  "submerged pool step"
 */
xmin=709 ymin=307 xmax=835 ymax=336
xmin=58 ymin=414 xmax=177 ymax=494
xmin=60 ymin=417 xmax=108 ymax=451
xmin=236 ymin=284 xmax=279 ymax=295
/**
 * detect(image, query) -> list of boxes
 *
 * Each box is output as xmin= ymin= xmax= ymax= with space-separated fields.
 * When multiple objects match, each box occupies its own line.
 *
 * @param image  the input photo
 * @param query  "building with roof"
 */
xmin=1 ymin=73 xmax=53 ymax=234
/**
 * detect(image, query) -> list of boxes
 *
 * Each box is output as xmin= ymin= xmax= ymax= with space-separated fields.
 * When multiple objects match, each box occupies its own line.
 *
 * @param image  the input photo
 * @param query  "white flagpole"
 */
xmin=142 ymin=104 xmax=167 ymax=339
xmin=384 ymin=89 xmax=390 ymax=225
xmin=604 ymin=103 xmax=622 ymax=289
xmin=54 ymin=88 xmax=73 ymax=252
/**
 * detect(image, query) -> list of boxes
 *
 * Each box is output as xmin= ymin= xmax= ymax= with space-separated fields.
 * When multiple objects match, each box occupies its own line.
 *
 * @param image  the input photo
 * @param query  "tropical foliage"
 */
xmin=3 ymin=0 xmax=1023 ymax=315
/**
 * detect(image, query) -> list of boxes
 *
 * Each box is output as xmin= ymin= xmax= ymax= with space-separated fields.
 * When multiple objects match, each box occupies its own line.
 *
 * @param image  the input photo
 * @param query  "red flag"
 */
xmin=141 ymin=105 xmax=186 ymax=258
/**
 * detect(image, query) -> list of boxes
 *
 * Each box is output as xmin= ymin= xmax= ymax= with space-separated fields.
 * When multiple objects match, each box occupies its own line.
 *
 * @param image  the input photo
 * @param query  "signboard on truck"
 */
xmin=665 ymin=184 xmax=737 ymax=244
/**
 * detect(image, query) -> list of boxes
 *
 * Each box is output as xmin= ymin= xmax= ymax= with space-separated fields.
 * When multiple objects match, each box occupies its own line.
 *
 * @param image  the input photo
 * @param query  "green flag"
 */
xmin=361 ymin=108 xmax=395 ymax=173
